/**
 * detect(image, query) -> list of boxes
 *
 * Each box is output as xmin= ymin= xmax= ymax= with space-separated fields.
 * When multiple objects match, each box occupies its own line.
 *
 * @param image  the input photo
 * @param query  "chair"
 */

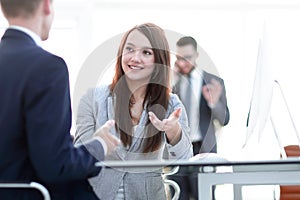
xmin=280 ymin=145 xmax=300 ymax=200
xmin=163 ymin=166 xmax=180 ymax=200
xmin=0 ymin=182 xmax=50 ymax=200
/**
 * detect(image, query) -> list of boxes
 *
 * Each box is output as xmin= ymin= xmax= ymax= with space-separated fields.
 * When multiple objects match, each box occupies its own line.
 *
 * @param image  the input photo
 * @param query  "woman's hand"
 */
xmin=148 ymin=108 xmax=182 ymax=145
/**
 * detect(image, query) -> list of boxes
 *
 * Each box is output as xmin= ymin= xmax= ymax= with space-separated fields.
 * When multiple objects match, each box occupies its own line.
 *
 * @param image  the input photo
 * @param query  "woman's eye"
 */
xmin=143 ymin=50 xmax=153 ymax=55
xmin=125 ymin=47 xmax=134 ymax=52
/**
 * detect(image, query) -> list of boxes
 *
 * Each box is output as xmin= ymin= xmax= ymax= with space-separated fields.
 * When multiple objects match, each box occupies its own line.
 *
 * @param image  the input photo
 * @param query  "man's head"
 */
xmin=175 ymin=36 xmax=199 ymax=75
xmin=0 ymin=0 xmax=54 ymax=41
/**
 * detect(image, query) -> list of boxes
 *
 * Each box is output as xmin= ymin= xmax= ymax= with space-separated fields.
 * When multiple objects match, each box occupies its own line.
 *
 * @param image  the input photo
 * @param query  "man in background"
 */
xmin=171 ymin=36 xmax=230 ymax=199
xmin=0 ymin=0 xmax=119 ymax=199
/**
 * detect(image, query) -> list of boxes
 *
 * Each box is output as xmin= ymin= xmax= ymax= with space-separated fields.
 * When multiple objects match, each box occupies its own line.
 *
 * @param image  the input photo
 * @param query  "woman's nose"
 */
xmin=131 ymin=50 xmax=142 ymax=62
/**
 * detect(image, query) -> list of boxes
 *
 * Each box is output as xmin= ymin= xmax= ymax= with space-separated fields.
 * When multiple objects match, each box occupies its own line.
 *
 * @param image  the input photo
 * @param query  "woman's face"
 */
xmin=121 ymin=29 xmax=155 ymax=83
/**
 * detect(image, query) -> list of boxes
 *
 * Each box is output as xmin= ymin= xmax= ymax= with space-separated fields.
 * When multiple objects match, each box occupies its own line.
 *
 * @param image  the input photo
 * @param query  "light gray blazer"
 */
xmin=74 ymin=85 xmax=193 ymax=200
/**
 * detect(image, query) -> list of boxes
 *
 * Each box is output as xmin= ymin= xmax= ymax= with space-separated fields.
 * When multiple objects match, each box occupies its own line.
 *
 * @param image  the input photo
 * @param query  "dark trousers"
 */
xmin=169 ymin=141 xmax=216 ymax=200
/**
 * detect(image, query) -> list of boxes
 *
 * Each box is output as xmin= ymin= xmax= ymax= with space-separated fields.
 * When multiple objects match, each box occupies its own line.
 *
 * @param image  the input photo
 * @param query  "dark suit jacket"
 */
xmin=173 ymin=70 xmax=230 ymax=153
xmin=0 ymin=29 xmax=104 ymax=200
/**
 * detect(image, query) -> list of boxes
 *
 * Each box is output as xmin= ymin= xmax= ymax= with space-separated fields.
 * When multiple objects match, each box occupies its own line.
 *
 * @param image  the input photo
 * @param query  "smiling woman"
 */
xmin=121 ymin=29 xmax=155 ymax=84
xmin=74 ymin=23 xmax=193 ymax=200
xmin=121 ymin=29 xmax=156 ymax=125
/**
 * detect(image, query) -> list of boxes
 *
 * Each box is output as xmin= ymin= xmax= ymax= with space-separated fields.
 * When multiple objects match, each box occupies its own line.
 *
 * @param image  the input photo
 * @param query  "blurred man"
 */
xmin=0 ymin=0 xmax=119 ymax=199
xmin=171 ymin=36 xmax=230 ymax=199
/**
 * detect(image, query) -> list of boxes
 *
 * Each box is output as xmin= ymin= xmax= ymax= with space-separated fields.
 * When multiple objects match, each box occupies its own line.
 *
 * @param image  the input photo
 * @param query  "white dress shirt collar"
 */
xmin=9 ymin=25 xmax=42 ymax=46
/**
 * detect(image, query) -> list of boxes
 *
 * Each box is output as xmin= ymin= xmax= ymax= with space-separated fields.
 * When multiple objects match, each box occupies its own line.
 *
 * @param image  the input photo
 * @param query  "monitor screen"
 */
xmin=244 ymin=25 xmax=274 ymax=147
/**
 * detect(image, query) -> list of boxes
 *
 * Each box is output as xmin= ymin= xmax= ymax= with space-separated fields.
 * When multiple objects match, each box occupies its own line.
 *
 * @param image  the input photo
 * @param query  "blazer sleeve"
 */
xmin=24 ymin=54 xmax=104 ymax=183
xmin=164 ymin=94 xmax=193 ymax=160
xmin=74 ymin=88 xmax=96 ymax=144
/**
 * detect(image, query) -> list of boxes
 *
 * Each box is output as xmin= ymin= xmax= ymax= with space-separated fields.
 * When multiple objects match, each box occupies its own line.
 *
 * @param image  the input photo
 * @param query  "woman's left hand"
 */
xmin=148 ymin=108 xmax=182 ymax=145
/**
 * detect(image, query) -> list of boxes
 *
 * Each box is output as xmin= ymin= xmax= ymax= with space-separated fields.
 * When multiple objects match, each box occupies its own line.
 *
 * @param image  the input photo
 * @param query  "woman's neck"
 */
xmin=126 ymin=80 xmax=148 ymax=102
xmin=131 ymin=87 xmax=147 ymax=103
xmin=127 ymin=82 xmax=147 ymax=125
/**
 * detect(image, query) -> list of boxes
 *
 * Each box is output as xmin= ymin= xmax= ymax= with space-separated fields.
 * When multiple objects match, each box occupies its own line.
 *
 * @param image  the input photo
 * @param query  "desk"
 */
xmin=198 ymin=159 xmax=300 ymax=199
xmin=97 ymin=158 xmax=300 ymax=200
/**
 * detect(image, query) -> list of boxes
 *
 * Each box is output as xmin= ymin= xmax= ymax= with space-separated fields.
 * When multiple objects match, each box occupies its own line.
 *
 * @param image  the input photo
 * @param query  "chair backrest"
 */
xmin=163 ymin=166 xmax=180 ymax=200
xmin=0 ymin=182 xmax=50 ymax=200
xmin=284 ymin=145 xmax=300 ymax=157
xmin=280 ymin=145 xmax=300 ymax=200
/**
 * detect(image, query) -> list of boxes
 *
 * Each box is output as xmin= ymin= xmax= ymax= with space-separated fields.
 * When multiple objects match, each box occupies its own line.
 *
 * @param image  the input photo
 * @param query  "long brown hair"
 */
xmin=110 ymin=23 xmax=171 ymax=153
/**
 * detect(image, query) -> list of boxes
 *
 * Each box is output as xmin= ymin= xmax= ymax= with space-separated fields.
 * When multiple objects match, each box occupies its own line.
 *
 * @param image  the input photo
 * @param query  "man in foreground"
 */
xmin=0 ymin=0 xmax=119 ymax=199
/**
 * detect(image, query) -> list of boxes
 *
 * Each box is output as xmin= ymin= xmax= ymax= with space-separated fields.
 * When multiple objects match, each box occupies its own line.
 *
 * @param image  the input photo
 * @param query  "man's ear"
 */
xmin=43 ymin=0 xmax=51 ymax=15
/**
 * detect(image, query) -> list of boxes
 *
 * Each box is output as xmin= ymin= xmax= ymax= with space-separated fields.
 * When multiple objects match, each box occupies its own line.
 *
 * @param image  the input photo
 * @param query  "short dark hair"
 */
xmin=0 ymin=0 xmax=42 ymax=18
xmin=176 ymin=36 xmax=197 ymax=51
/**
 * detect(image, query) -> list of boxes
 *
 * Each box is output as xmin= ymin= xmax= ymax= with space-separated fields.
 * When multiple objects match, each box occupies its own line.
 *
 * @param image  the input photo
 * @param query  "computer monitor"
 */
xmin=244 ymin=24 xmax=300 ymax=159
xmin=244 ymin=25 xmax=274 ymax=148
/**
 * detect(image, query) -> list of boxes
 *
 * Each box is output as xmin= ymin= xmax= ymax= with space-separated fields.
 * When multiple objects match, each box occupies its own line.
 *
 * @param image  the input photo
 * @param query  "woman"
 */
xmin=75 ymin=23 xmax=193 ymax=200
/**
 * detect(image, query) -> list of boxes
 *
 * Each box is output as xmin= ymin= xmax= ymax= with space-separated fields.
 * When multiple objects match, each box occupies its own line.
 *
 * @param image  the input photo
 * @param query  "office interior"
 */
xmin=1 ymin=0 xmax=300 ymax=199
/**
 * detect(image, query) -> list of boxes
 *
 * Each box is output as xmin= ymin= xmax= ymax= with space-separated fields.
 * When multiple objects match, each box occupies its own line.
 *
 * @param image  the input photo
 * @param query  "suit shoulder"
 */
xmin=24 ymin=49 xmax=70 ymax=90
xmin=27 ymin=48 xmax=68 ymax=75
xmin=36 ymin=49 xmax=67 ymax=68
xmin=82 ymin=85 xmax=111 ymax=104
xmin=202 ymin=70 xmax=224 ymax=83
xmin=169 ymin=93 xmax=182 ymax=107
xmin=87 ymin=85 xmax=110 ymax=98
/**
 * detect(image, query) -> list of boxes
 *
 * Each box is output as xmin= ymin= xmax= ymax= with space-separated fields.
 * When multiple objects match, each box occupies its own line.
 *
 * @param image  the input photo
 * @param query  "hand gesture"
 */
xmin=202 ymin=78 xmax=222 ymax=107
xmin=93 ymin=120 xmax=120 ymax=155
xmin=148 ymin=108 xmax=182 ymax=145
